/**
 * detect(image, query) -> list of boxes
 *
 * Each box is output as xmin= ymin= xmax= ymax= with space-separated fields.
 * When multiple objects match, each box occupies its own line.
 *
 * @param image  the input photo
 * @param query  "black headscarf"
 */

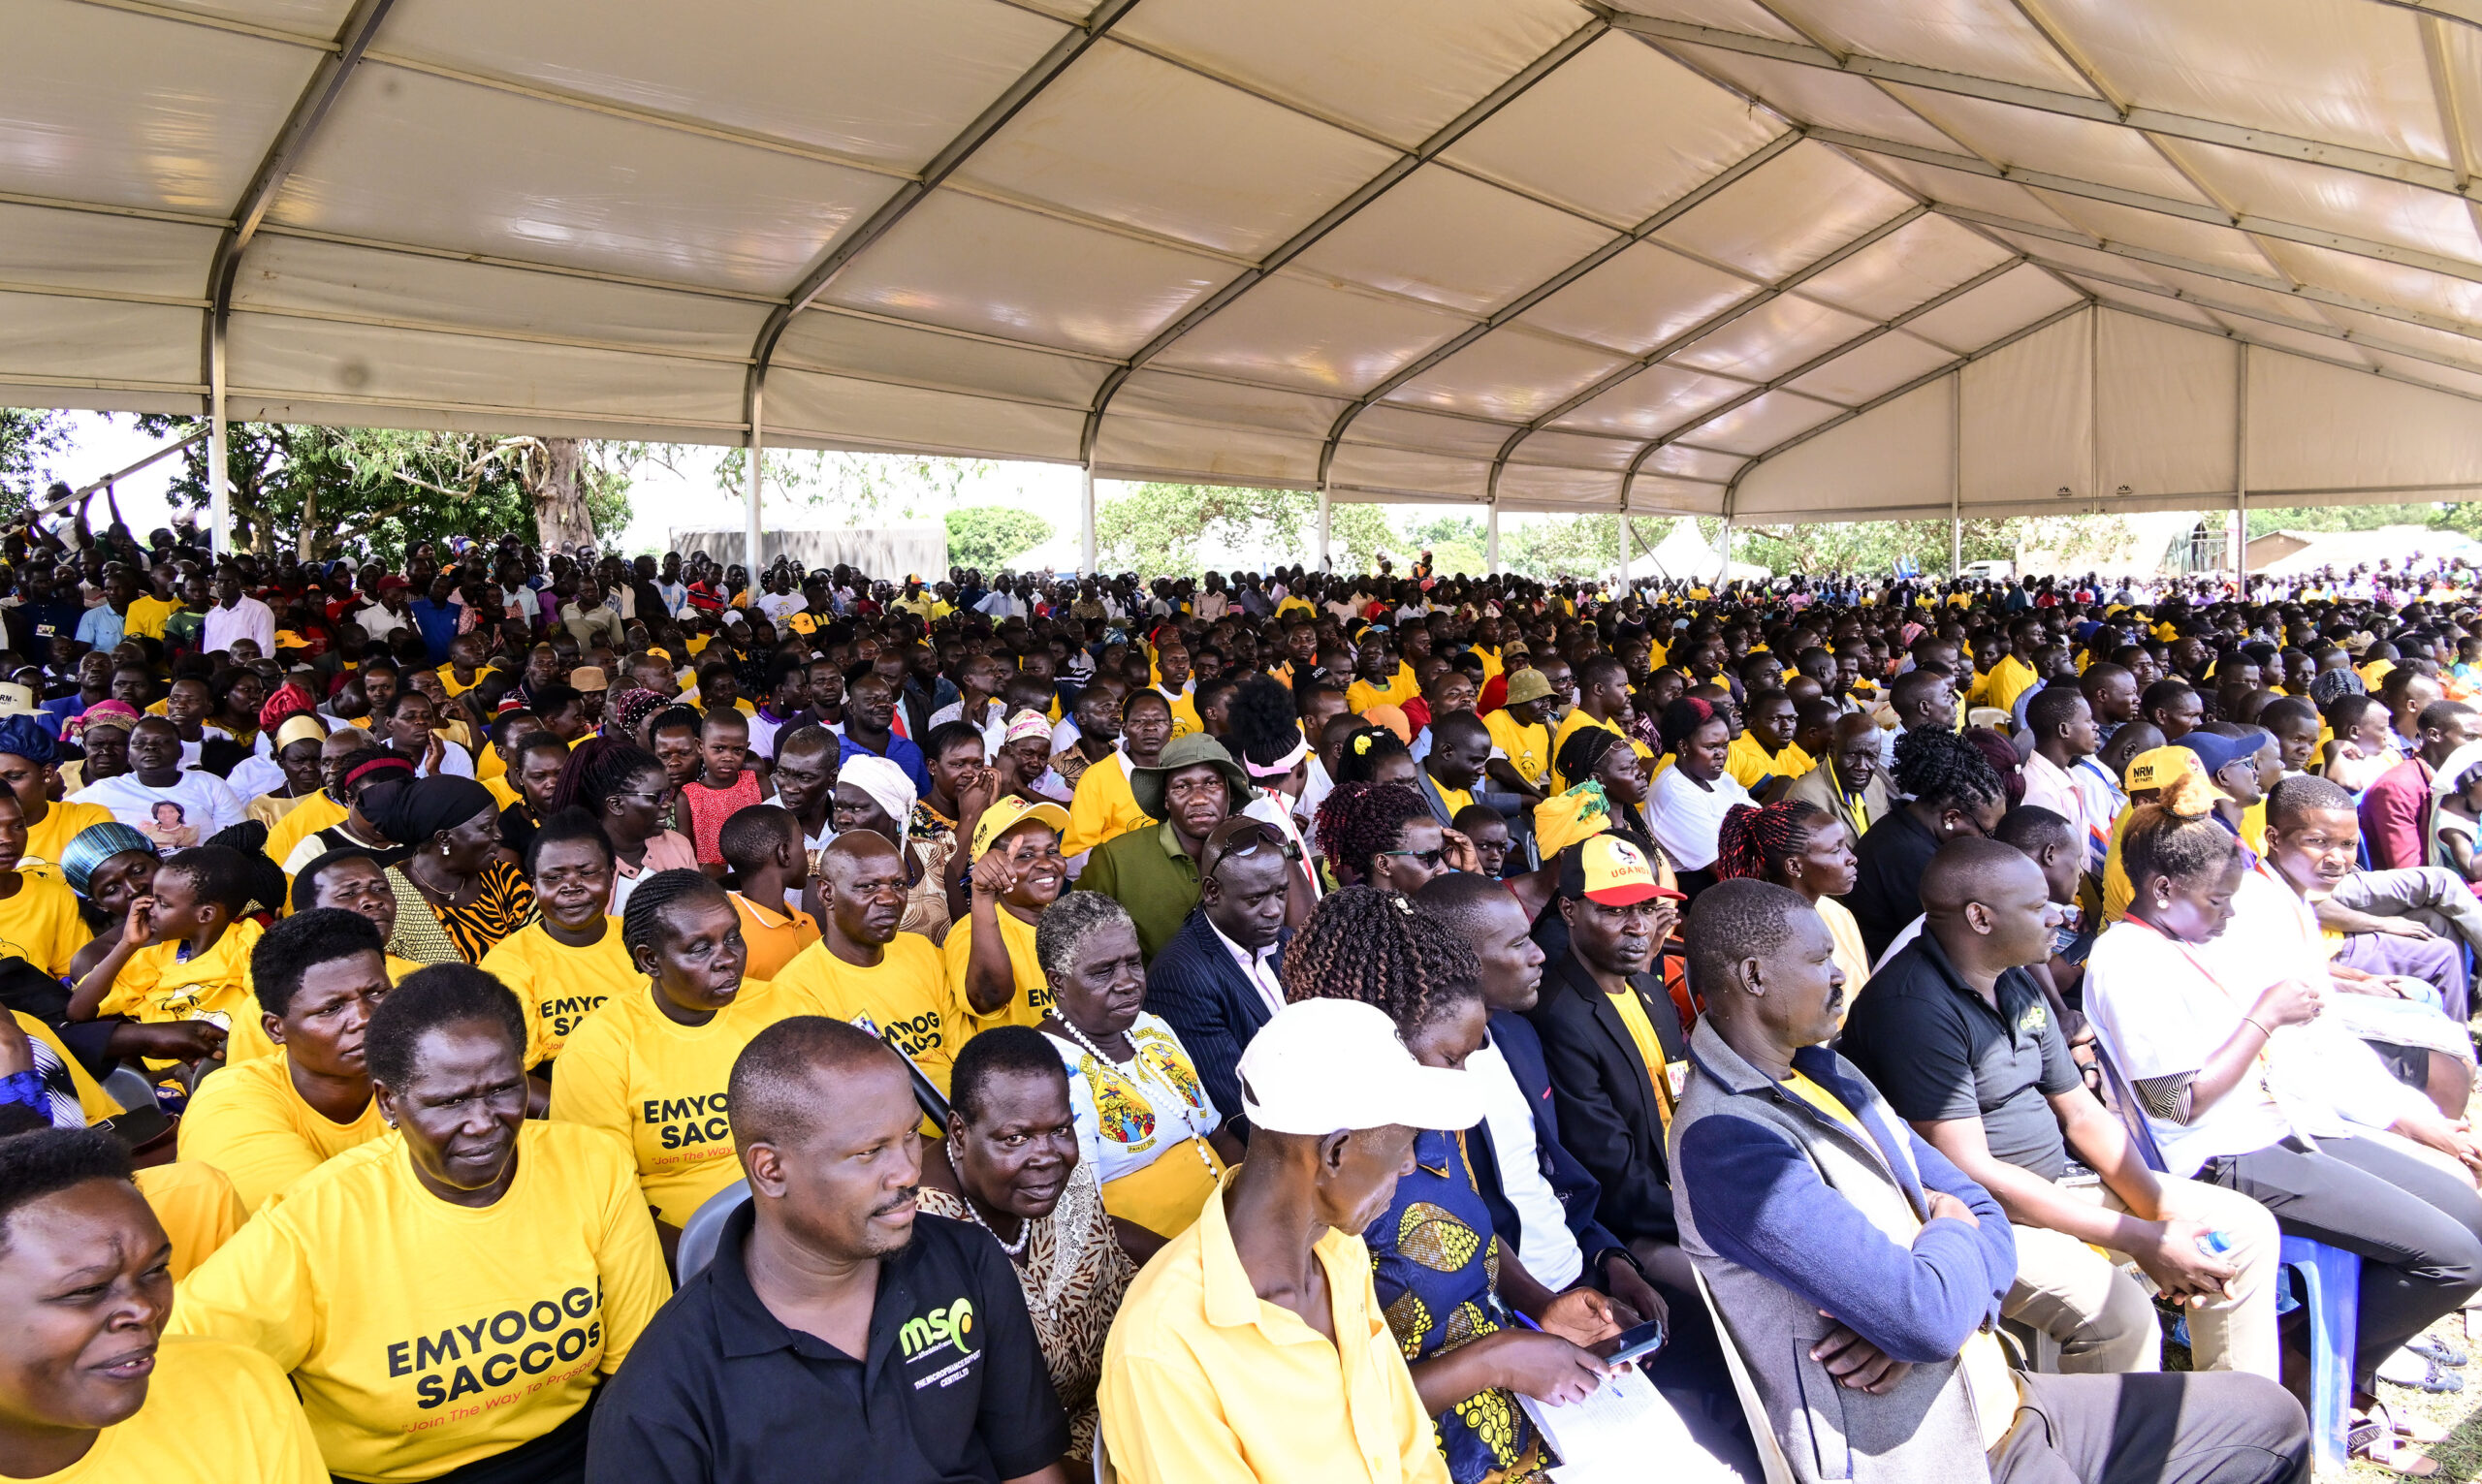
xmin=358 ymin=775 xmax=499 ymax=848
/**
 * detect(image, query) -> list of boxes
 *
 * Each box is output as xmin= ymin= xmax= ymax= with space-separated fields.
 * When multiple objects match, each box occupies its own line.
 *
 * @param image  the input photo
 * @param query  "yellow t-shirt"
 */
xmin=1065 ymin=752 xmax=1152 ymax=858
xmin=1607 ymin=987 xmax=1676 ymax=1128
xmin=265 ymin=791 xmax=351 ymax=872
xmin=27 ymin=1335 xmax=325 ymax=1483
xmin=1482 ymin=709 xmax=1550 ymax=786
xmin=1547 ymin=710 xmax=1653 ymax=791
xmin=176 ymin=1050 xmax=389 ymax=1213
xmin=132 ymin=1161 xmax=246 ymax=1280
xmin=102 ymin=919 xmax=273 ymax=1065
xmin=480 ymin=773 xmax=523 ymax=810
xmin=773 ymin=931 xmax=967 ymax=1093
xmin=729 ymin=894 xmax=821 ymax=983
xmin=944 ymin=905 xmax=1052 ymax=1034
xmin=1166 ymin=688 xmax=1203 ymax=740
xmin=1980 ymin=655 xmax=2040 ymax=715
xmin=169 ymin=1123 xmax=670 ymax=1484
xmin=477 ymin=919 xmax=635 ymax=1067
xmin=1724 ymin=734 xmax=1813 ymax=792
xmin=1345 ymin=666 xmax=1418 ymax=714
xmin=547 ymin=977 xmax=821 ymax=1227
xmin=1434 ymin=781 xmax=1474 ymax=817
xmin=21 ymin=798 xmax=115 ymax=883
xmin=437 ymin=668 xmax=483 ymax=699
xmin=0 ymin=870 xmax=92 ymax=977
xmin=122 ymin=592 xmax=178 ymax=641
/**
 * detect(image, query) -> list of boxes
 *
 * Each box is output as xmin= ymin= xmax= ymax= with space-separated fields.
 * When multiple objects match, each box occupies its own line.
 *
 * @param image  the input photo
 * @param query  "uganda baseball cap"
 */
xmin=1503 ymin=668 xmax=1554 ymax=707
xmin=1239 ymin=998 xmax=1484 ymax=1136
xmin=1558 ymin=832 xmax=1683 ymax=906
xmin=2124 ymin=744 xmax=2225 ymax=801
xmin=969 ymin=795 xmax=1069 ymax=861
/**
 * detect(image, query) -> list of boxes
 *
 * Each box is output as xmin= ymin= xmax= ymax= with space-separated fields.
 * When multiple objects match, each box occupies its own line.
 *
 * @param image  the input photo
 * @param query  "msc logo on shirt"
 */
xmin=900 ymin=1299 xmax=975 ymax=1361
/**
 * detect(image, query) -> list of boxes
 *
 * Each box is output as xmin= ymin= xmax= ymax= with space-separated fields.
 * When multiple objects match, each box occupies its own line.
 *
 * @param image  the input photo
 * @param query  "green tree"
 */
xmin=715 ymin=448 xmax=991 ymax=522
xmin=944 ymin=506 xmax=1053 ymax=570
xmin=134 ymin=418 xmax=634 ymax=562
xmin=1505 ymin=515 xmax=1620 ymax=580
xmin=0 ymin=408 xmax=74 ymax=517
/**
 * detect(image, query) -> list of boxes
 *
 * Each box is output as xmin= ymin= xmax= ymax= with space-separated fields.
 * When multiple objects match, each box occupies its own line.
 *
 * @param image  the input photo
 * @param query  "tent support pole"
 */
xmin=207 ymin=314 xmax=231 ymax=556
xmin=1618 ymin=509 xmax=1633 ymax=589
xmin=1485 ymin=503 xmax=1500 ymax=572
xmin=2234 ymin=341 xmax=2250 ymax=588
xmin=1079 ymin=466 xmax=1097 ymax=575
xmin=1949 ymin=369 xmax=1963 ymax=577
xmin=1714 ymin=516 xmax=1732 ymax=584
xmin=1317 ymin=487 xmax=1331 ymax=571
xmin=744 ymin=387 xmax=764 ymax=578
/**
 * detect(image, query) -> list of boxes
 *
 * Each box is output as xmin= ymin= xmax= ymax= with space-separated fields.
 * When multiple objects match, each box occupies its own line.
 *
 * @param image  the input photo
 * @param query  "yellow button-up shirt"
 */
xmin=1099 ymin=1178 xmax=1448 ymax=1484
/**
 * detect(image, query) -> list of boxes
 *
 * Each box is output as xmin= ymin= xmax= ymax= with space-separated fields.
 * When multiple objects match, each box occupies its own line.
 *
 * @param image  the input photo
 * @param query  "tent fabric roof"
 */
xmin=6 ymin=0 xmax=2482 ymax=527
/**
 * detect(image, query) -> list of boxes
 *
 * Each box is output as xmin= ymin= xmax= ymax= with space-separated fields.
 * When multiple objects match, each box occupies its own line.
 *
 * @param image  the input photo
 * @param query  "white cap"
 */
xmin=1238 ymin=999 xmax=1485 ymax=1136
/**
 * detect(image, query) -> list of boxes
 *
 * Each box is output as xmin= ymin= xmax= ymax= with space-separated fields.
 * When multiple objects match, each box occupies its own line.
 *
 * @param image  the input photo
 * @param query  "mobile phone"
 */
xmin=1592 ymin=1318 xmax=1667 ymax=1367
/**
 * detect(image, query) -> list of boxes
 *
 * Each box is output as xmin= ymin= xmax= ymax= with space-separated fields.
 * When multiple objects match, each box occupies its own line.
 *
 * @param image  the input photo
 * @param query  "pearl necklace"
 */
xmin=942 ymin=1151 xmax=1032 ymax=1255
xmin=1053 ymin=1016 xmax=1221 ymax=1181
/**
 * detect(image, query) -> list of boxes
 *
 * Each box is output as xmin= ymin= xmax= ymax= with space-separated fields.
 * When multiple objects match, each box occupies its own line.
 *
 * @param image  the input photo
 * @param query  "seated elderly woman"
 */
xmin=357 ymin=774 xmax=535 ymax=964
xmin=171 ymin=963 xmax=671 ymax=1484
xmin=1032 ymin=891 xmax=1239 ymax=1261
xmin=915 ymin=1025 xmax=1134 ymax=1467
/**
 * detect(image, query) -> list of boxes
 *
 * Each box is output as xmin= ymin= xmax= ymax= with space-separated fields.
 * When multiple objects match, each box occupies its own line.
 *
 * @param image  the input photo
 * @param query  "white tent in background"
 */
xmin=4 ymin=0 xmax=2481 ymax=569
xmin=1639 ymin=517 xmax=1767 ymax=583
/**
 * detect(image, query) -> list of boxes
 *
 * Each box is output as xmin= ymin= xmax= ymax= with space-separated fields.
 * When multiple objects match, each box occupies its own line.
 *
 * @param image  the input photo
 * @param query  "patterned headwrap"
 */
xmin=64 ymin=699 xmax=140 ymax=744
xmin=2308 ymin=667 xmax=2366 ymax=705
xmin=60 ymin=821 xmax=153 ymax=897
xmin=1533 ymin=779 xmax=1612 ymax=859
xmin=608 ymin=686 xmax=666 ymax=744
xmin=1714 ymin=799 xmax=1828 ymax=884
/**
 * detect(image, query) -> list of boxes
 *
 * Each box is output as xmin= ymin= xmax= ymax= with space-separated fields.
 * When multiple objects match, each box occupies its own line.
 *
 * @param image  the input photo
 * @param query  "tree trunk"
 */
xmin=532 ymin=438 xmax=597 ymax=555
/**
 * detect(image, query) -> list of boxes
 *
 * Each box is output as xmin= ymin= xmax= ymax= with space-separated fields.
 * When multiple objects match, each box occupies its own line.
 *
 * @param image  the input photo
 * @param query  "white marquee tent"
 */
xmin=6 ymin=0 xmax=2482 ymax=572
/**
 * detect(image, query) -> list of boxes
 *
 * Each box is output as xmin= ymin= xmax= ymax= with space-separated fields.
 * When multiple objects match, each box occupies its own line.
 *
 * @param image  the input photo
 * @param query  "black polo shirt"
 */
xmin=587 ymin=1202 xmax=1067 ymax=1484
xmin=1837 ymin=932 xmax=2081 ymax=1182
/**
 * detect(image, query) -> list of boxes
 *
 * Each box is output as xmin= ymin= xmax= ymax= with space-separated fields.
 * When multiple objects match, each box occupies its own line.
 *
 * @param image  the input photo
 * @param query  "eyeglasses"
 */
xmin=1380 ymin=846 xmax=1445 ymax=868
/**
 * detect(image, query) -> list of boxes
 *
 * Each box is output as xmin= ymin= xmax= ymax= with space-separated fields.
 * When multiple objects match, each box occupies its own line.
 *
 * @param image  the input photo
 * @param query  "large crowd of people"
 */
xmin=5 ymin=509 xmax=2482 ymax=1484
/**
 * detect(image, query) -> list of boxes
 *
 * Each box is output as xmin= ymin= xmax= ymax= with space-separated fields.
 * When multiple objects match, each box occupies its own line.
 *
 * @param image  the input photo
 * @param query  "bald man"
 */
xmin=589 ymin=1017 xmax=1070 ymax=1483
xmin=1671 ymin=879 xmax=2307 ymax=1484
xmin=1839 ymin=840 xmax=2280 ymax=1378
xmin=771 ymin=835 xmax=971 ymax=1096
xmin=1785 ymin=710 xmax=1889 ymax=848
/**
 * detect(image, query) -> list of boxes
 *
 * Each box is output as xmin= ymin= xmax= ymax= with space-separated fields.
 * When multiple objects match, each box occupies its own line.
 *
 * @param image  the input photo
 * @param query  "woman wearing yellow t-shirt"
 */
xmin=548 ymin=869 xmax=820 ymax=1239
xmin=176 ymin=908 xmax=392 ymax=1213
xmin=0 ymin=714 xmax=113 ymax=884
xmin=172 ymin=964 xmax=669 ymax=1484
xmin=0 ymin=792 xmax=92 ymax=978
xmin=950 ymin=798 xmax=1068 ymax=1033
xmin=478 ymin=812 xmax=633 ymax=1068
xmin=0 ymin=1127 xmax=324 ymax=1483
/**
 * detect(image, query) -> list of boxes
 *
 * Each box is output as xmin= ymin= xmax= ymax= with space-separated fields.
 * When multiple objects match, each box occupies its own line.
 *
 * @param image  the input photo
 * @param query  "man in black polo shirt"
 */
xmin=588 ymin=1018 xmax=1069 ymax=1484
xmin=1837 ymin=838 xmax=2280 ymax=1378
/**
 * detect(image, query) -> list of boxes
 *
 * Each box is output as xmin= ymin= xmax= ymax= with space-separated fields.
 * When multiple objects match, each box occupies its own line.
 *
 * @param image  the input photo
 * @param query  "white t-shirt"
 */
xmin=1469 ymin=1036 xmax=1586 ymax=1289
xmin=755 ymin=590 xmax=807 ymax=623
xmin=2083 ymin=918 xmax=2295 ymax=1177
xmin=73 ymin=772 xmax=247 ymax=854
xmin=1648 ymin=765 xmax=1751 ymax=872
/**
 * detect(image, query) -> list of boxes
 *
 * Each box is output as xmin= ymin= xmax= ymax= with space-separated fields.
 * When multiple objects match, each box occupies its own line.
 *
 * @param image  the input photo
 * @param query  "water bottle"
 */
xmin=2197 ymin=1230 xmax=2233 ymax=1258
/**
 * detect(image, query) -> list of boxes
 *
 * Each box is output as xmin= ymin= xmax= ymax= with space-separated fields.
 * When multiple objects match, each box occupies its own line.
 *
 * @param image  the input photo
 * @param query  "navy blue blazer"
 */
xmin=1143 ymin=907 xmax=1288 ymax=1141
xmin=1468 ymin=1009 xmax=1628 ymax=1281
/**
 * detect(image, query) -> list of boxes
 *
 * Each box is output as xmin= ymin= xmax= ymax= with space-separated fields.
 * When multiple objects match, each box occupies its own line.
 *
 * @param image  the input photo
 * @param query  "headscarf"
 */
xmin=0 ymin=714 xmax=55 ymax=765
xmin=65 ymin=699 xmax=138 ymax=744
xmin=60 ymin=821 xmax=153 ymax=897
xmin=2308 ymin=668 xmax=2366 ymax=705
xmin=359 ymin=774 xmax=498 ymax=847
xmin=608 ymin=686 xmax=666 ymax=744
xmin=1534 ymin=780 xmax=1611 ymax=859
xmin=344 ymin=754 xmax=416 ymax=795
xmin=840 ymin=754 xmax=915 ymax=830
xmin=1002 ymin=710 xmax=1054 ymax=748
xmin=274 ymin=713 xmax=328 ymax=752
xmin=259 ymin=681 xmax=316 ymax=729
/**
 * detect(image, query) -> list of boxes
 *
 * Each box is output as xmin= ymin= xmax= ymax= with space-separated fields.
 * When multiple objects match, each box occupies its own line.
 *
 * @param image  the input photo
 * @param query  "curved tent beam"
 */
xmin=1079 ymin=16 xmax=1611 ymax=463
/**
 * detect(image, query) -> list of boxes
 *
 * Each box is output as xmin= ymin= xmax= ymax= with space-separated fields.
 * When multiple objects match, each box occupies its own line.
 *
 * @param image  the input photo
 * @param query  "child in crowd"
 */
xmin=684 ymin=708 xmax=766 ymax=868
xmin=68 ymin=844 xmax=270 ymax=1065
xmin=719 ymin=805 xmax=819 ymax=981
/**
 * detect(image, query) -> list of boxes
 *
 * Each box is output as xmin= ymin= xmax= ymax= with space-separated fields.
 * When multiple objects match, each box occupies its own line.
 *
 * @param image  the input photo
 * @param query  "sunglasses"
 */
xmin=1380 ymin=846 xmax=1445 ymax=868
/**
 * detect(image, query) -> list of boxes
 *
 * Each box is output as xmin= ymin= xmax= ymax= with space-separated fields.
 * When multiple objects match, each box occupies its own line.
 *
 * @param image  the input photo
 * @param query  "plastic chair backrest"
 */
xmin=675 ymin=1180 xmax=752 ymax=1280
xmin=100 ymin=1065 xmax=159 ymax=1116
xmin=2089 ymin=1041 xmax=2171 ymax=1174
xmin=1092 ymin=1431 xmax=1115 ymax=1484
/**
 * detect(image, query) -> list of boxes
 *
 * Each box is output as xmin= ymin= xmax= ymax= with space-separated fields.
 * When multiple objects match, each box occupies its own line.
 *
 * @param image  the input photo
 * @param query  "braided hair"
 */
xmin=1315 ymin=780 xmax=1429 ymax=885
xmin=1891 ymin=726 xmax=2005 ymax=814
xmin=1280 ymin=885 xmax=1481 ymax=1033
xmin=1714 ymin=799 xmax=1828 ymax=884
xmin=1554 ymin=724 xmax=1624 ymax=788
xmin=620 ymin=868 xmax=731 ymax=963
xmin=549 ymin=737 xmax=665 ymax=817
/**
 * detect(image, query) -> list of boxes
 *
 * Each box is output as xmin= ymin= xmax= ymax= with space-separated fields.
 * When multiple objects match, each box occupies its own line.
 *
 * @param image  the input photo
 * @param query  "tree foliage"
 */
xmin=944 ymin=506 xmax=1053 ymax=570
xmin=133 ymin=418 xmax=634 ymax=562
xmin=2245 ymin=500 xmax=2482 ymax=542
xmin=0 ymin=409 xmax=75 ymax=518
xmin=714 ymin=448 xmax=992 ymax=523
xmin=1092 ymin=483 xmax=1408 ymax=574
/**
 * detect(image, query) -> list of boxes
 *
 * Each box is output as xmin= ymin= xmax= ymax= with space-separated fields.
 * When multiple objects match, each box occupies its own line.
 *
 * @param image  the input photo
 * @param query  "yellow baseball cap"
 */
xmin=2123 ymin=744 xmax=2227 ymax=801
xmin=970 ymin=796 xmax=1070 ymax=861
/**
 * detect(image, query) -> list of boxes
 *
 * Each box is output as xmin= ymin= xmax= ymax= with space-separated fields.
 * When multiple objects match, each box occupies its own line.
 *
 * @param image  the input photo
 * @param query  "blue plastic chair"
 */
xmin=2093 ymin=1044 xmax=2359 ymax=1472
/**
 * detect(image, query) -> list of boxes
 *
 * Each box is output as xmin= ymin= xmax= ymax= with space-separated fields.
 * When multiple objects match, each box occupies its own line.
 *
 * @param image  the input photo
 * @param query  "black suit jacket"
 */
xmin=1143 ymin=908 xmax=1287 ymax=1141
xmin=1469 ymin=1009 xmax=1628 ymax=1279
xmin=1522 ymin=947 xmax=1688 ymax=1246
